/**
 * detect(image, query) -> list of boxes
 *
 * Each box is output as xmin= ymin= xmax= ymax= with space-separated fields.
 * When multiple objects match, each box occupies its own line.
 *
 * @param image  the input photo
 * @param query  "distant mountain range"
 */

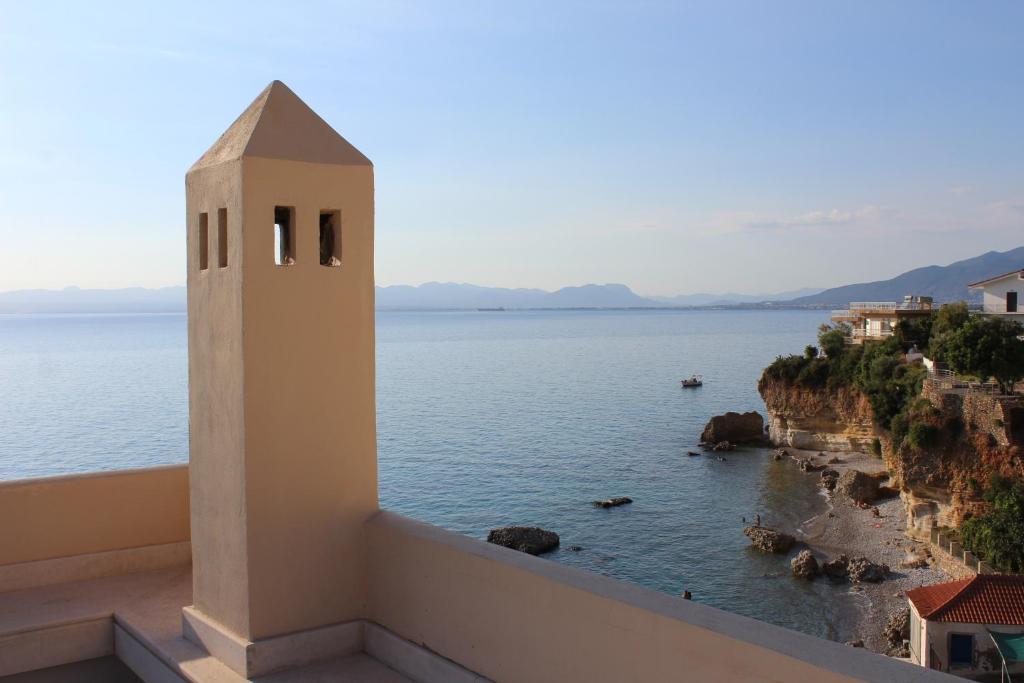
xmin=788 ymin=246 xmax=1024 ymax=306
xmin=649 ymin=288 xmax=824 ymax=307
xmin=0 ymin=286 xmax=187 ymax=314
xmin=0 ymin=282 xmax=822 ymax=313
xmin=2 ymin=245 xmax=1020 ymax=313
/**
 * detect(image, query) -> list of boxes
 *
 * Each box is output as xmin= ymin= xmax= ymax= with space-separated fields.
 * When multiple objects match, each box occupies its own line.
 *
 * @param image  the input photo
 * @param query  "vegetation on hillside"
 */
xmin=960 ymin=475 xmax=1024 ymax=573
xmin=762 ymin=303 xmax=1024 ymax=446
xmin=762 ymin=324 xmax=926 ymax=444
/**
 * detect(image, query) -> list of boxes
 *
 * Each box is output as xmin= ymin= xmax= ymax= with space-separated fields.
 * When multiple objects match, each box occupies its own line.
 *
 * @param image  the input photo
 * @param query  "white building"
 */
xmin=969 ymin=268 xmax=1024 ymax=320
xmin=907 ymin=574 xmax=1024 ymax=677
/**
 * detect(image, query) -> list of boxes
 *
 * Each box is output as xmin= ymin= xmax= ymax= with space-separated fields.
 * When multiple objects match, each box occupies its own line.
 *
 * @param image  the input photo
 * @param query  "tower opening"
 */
xmin=319 ymin=211 xmax=341 ymax=266
xmin=274 ymin=206 xmax=295 ymax=266
xmin=217 ymin=208 xmax=228 ymax=268
xmin=198 ymin=213 xmax=209 ymax=271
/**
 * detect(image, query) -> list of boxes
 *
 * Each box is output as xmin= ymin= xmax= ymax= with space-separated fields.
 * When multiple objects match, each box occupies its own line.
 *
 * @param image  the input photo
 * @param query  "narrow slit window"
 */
xmin=198 ymin=213 xmax=209 ymax=271
xmin=319 ymin=210 xmax=341 ymax=266
xmin=217 ymin=208 xmax=228 ymax=268
xmin=274 ymin=206 xmax=295 ymax=266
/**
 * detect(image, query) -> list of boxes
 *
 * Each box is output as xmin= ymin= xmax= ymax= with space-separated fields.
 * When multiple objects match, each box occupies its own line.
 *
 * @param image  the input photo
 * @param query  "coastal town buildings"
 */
xmin=969 ymin=269 xmax=1024 ymax=320
xmin=831 ymin=296 xmax=935 ymax=343
xmin=907 ymin=575 xmax=1024 ymax=678
xmin=0 ymin=83 xmax=962 ymax=682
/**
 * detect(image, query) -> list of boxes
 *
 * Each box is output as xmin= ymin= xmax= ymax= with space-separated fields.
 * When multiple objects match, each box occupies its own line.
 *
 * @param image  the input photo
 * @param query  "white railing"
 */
xmin=849 ymin=328 xmax=894 ymax=338
xmin=848 ymin=301 xmax=934 ymax=312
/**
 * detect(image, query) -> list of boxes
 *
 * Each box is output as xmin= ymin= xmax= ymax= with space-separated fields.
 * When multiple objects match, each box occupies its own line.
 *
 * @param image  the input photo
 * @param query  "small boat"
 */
xmin=681 ymin=374 xmax=703 ymax=388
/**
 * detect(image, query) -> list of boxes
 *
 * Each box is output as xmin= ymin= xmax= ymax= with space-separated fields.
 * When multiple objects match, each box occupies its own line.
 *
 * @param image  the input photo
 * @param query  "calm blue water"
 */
xmin=0 ymin=309 xmax=868 ymax=642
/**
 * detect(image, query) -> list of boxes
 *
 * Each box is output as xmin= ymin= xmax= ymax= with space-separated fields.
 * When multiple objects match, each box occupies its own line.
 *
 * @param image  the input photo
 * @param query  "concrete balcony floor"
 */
xmin=0 ymin=567 xmax=413 ymax=683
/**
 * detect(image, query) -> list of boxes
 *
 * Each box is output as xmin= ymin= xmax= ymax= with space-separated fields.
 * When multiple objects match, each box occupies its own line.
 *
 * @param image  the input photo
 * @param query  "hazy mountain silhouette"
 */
xmin=787 ymin=246 xmax=1024 ymax=305
xmin=0 ymin=286 xmax=187 ymax=314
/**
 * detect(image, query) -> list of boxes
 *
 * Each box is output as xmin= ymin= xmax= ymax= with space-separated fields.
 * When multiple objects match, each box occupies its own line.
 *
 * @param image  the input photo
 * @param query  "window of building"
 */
xmin=198 ymin=213 xmax=209 ymax=271
xmin=217 ymin=208 xmax=228 ymax=268
xmin=319 ymin=210 xmax=341 ymax=266
xmin=949 ymin=633 xmax=973 ymax=666
xmin=274 ymin=206 xmax=295 ymax=266
xmin=1008 ymin=291 xmax=1018 ymax=313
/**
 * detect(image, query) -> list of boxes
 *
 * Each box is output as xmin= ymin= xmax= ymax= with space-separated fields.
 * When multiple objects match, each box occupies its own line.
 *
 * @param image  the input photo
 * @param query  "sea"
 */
xmin=0 ymin=308 xmax=872 ymax=643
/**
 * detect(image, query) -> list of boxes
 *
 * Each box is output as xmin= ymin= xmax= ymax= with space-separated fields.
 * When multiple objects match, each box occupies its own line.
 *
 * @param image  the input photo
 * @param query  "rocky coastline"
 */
xmin=781 ymin=448 xmax=949 ymax=652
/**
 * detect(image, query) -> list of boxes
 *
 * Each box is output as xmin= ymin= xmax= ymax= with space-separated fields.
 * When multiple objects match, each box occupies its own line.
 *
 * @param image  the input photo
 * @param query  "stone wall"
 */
xmin=921 ymin=379 xmax=1024 ymax=449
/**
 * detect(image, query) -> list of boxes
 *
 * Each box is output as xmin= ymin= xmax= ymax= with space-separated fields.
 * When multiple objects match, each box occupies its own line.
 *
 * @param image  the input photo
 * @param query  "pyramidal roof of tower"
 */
xmin=189 ymin=80 xmax=371 ymax=172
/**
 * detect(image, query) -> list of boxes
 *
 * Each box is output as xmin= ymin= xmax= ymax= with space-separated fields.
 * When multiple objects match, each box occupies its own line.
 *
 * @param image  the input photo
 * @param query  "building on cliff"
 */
xmin=831 ymin=295 xmax=935 ymax=344
xmin=0 ymin=82 xmax=963 ymax=682
xmin=969 ymin=269 xmax=1024 ymax=320
xmin=907 ymin=575 xmax=1024 ymax=678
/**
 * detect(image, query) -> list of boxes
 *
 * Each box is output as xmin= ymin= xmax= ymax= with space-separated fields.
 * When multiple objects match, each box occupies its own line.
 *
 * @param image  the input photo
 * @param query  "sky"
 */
xmin=2 ymin=1 xmax=1023 ymax=297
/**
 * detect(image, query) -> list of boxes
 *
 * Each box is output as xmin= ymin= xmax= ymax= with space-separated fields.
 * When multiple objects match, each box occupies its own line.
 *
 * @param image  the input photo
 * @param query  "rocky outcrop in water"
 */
xmin=821 ymin=554 xmax=850 ymax=579
xmin=743 ymin=526 xmax=794 ymax=553
xmin=820 ymin=469 xmax=840 ymax=491
xmin=791 ymin=550 xmax=819 ymax=579
xmin=592 ymin=497 xmax=632 ymax=508
xmin=835 ymin=470 xmax=879 ymax=505
xmin=700 ymin=411 xmax=768 ymax=445
xmin=487 ymin=526 xmax=560 ymax=555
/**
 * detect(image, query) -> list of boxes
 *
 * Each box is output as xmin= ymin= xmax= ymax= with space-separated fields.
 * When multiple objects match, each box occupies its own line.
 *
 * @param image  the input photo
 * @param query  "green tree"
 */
xmin=818 ymin=323 xmax=849 ymax=360
xmin=942 ymin=316 xmax=1024 ymax=394
xmin=928 ymin=302 xmax=970 ymax=360
xmin=961 ymin=475 xmax=1024 ymax=573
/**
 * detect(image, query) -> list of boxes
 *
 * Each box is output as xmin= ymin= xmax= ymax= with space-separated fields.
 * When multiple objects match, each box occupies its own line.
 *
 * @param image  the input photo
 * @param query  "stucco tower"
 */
xmin=182 ymin=81 xmax=376 ymax=676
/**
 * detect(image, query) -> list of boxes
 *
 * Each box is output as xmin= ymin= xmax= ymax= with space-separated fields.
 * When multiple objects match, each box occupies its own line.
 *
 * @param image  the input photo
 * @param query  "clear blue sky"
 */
xmin=2 ymin=1 xmax=1022 ymax=296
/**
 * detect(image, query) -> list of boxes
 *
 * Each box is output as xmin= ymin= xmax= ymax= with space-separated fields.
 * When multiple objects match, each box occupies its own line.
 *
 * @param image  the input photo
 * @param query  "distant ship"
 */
xmin=681 ymin=374 xmax=703 ymax=387
xmin=477 ymin=307 xmax=506 ymax=312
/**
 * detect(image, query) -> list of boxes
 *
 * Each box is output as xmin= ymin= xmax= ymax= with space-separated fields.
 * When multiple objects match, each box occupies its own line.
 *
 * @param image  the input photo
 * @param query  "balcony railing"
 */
xmin=850 ymin=328 xmax=894 ymax=338
xmin=847 ymin=301 xmax=934 ymax=312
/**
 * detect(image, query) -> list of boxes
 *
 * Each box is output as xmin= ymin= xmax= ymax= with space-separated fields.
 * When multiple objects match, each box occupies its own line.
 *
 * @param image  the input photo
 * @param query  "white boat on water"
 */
xmin=681 ymin=374 xmax=703 ymax=387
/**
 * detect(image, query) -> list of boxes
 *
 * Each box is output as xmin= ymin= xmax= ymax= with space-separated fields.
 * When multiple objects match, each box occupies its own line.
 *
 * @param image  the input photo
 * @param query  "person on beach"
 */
xmin=755 ymin=513 xmax=761 ymax=527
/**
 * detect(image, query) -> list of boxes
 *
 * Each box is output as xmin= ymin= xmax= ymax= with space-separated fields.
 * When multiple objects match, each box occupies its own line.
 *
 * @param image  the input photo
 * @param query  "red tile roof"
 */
xmin=908 ymin=575 xmax=1024 ymax=625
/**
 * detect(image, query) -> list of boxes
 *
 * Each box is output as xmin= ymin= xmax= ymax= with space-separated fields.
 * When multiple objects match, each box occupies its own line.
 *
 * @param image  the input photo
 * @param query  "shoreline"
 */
xmin=785 ymin=448 xmax=950 ymax=653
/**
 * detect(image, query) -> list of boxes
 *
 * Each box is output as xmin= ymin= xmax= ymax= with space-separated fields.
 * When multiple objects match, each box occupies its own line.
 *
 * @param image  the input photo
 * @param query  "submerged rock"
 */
xmin=701 ymin=411 xmax=767 ymax=445
xmin=743 ymin=526 xmax=795 ymax=553
xmin=592 ymin=496 xmax=633 ymax=508
xmin=799 ymin=458 xmax=825 ymax=473
xmin=487 ymin=526 xmax=560 ymax=555
xmin=772 ymin=448 xmax=787 ymax=461
xmin=791 ymin=550 xmax=819 ymax=579
xmin=835 ymin=470 xmax=880 ymax=505
xmin=884 ymin=607 xmax=911 ymax=657
xmin=712 ymin=440 xmax=735 ymax=451
xmin=821 ymin=554 xmax=850 ymax=579
xmin=847 ymin=556 xmax=889 ymax=583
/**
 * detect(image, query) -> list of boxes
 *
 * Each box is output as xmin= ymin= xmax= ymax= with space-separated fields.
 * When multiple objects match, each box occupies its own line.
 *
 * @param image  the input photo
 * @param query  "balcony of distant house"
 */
xmin=831 ymin=296 xmax=935 ymax=343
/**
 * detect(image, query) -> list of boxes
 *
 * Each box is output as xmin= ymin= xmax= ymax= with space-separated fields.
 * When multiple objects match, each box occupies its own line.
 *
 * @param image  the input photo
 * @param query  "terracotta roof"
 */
xmin=908 ymin=575 xmax=1024 ymax=625
xmin=968 ymin=268 xmax=1024 ymax=288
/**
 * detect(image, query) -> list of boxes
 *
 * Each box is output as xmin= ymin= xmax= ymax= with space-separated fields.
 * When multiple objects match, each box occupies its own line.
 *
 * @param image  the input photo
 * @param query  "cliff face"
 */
xmin=757 ymin=376 xmax=876 ymax=452
xmin=893 ymin=382 xmax=1024 ymax=537
xmin=759 ymin=374 xmax=1024 ymax=538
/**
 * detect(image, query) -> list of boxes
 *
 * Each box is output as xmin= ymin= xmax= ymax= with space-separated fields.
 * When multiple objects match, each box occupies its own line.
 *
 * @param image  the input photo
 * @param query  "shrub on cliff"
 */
xmin=960 ymin=475 xmax=1024 ymax=573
